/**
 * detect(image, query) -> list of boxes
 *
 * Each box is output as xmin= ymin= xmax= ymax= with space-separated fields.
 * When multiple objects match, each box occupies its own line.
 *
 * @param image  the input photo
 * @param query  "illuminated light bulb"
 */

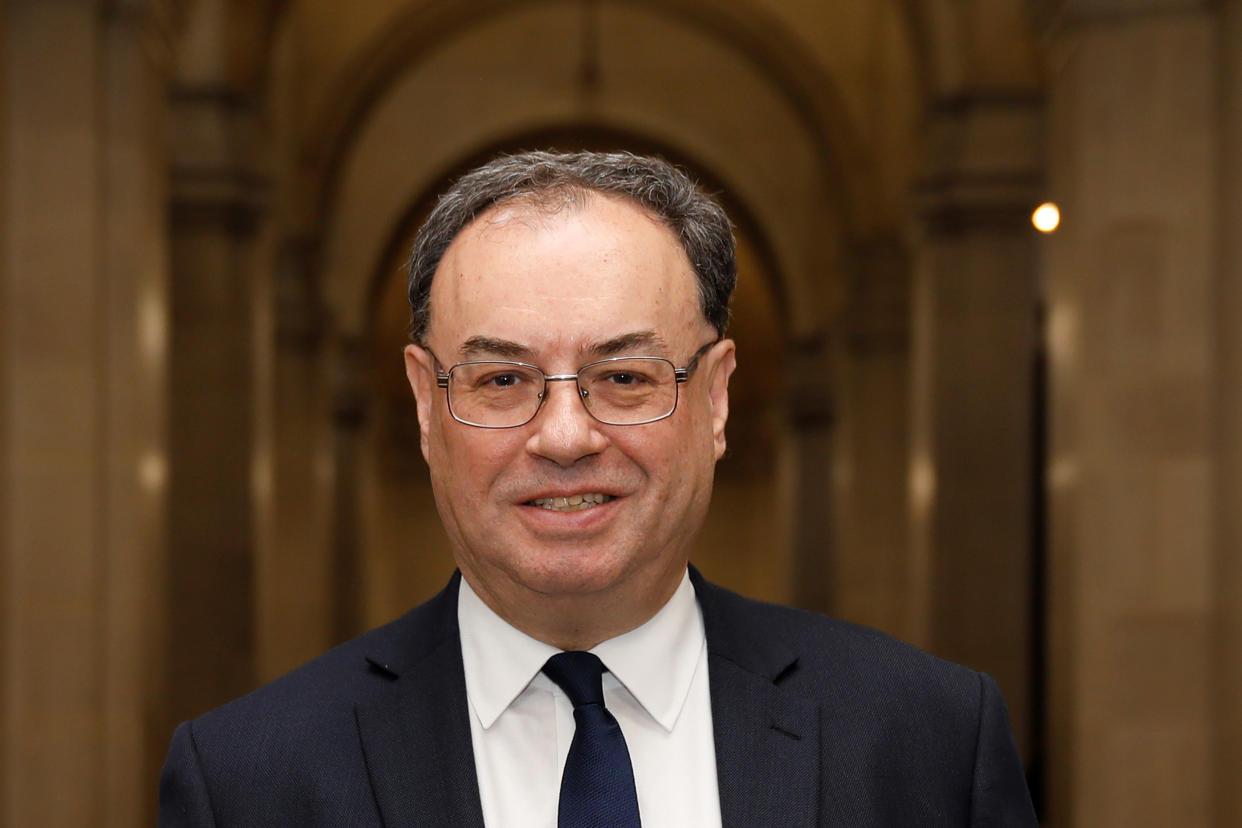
xmin=1032 ymin=202 xmax=1061 ymax=233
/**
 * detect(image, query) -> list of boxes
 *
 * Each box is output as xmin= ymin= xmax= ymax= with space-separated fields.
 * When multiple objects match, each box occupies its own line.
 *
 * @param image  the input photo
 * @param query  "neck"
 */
xmin=460 ymin=564 xmax=686 ymax=651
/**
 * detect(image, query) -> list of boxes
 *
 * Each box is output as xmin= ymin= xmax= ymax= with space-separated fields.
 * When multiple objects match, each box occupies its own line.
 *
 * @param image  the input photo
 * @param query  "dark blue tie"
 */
xmin=542 ymin=651 xmax=642 ymax=827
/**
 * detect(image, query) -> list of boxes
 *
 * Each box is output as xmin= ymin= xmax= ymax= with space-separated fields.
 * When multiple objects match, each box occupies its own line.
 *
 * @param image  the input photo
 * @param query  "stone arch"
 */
xmin=301 ymin=0 xmax=877 ymax=244
xmin=313 ymin=2 xmax=865 ymax=344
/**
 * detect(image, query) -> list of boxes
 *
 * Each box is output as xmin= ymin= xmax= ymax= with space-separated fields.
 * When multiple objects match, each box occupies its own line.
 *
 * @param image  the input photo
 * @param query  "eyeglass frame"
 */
xmin=424 ymin=339 xmax=720 ymax=429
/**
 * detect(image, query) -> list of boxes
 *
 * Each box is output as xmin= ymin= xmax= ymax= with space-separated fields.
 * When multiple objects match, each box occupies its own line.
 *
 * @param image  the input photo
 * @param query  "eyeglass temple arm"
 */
xmin=677 ymin=338 xmax=720 ymax=382
xmin=419 ymin=345 xmax=452 ymax=389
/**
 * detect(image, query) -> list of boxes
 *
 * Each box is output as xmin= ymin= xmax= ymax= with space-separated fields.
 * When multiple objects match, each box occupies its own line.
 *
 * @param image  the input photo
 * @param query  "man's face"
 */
xmin=404 ymin=193 xmax=735 ymax=622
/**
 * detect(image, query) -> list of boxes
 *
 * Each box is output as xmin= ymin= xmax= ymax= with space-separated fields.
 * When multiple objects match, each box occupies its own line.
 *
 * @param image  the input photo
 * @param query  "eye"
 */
xmin=489 ymin=373 xmax=521 ymax=387
xmin=602 ymin=369 xmax=655 ymax=386
xmin=479 ymin=371 xmax=526 ymax=390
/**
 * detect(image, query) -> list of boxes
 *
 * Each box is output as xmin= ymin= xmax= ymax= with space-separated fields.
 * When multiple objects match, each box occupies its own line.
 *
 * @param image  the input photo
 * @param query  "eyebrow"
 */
xmin=456 ymin=330 xmax=669 ymax=361
xmin=587 ymin=331 xmax=668 ymax=358
xmin=459 ymin=336 xmax=530 ymax=360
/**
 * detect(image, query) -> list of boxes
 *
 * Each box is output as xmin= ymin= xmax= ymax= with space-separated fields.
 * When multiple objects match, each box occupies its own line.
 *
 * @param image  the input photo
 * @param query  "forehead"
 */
xmin=426 ymin=194 xmax=709 ymax=356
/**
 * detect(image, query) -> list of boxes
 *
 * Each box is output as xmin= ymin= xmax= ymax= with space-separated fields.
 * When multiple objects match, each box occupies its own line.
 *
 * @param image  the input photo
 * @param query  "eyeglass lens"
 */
xmin=446 ymin=358 xmax=679 ymax=427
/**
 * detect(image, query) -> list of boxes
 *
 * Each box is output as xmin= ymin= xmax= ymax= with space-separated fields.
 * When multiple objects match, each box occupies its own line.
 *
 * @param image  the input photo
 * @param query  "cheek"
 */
xmin=623 ymin=420 xmax=711 ymax=492
xmin=674 ymin=395 xmax=718 ymax=460
xmin=432 ymin=424 xmax=523 ymax=499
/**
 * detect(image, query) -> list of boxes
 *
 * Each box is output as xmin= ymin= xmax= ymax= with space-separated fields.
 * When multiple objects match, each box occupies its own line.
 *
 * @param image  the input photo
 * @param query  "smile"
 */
xmin=526 ymin=493 xmax=614 ymax=512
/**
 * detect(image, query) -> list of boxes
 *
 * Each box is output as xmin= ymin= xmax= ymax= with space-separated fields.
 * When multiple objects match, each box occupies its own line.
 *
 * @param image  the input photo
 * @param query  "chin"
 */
xmin=514 ymin=548 xmax=646 ymax=598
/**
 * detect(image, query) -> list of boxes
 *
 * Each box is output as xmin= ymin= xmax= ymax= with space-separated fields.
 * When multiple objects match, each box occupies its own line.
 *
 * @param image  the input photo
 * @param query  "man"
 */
xmin=159 ymin=150 xmax=1037 ymax=826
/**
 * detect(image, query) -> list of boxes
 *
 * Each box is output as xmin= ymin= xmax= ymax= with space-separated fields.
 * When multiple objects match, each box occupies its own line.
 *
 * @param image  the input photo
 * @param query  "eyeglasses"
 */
xmin=428 ymin=340 xmax=718 ymax=428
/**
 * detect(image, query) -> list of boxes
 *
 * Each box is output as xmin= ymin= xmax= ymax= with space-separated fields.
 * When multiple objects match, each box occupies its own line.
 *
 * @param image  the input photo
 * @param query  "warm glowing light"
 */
xmin=138 ymin=288 xmax=167 ymax=362
xmin=908 ymin=454 xmax=936 ymax=519
xmin=1047 ymin=302 xmax=1078 ymax=365
xmin=252 ymin=450 xmax=272 ymax=502
xmin=139 ymin=451 xmax=166 ymax=492
xmin=1049 ymin=456 xmax=1079 ymax=491
xmin=1032 ymin=202 xmax=1061 ymax=233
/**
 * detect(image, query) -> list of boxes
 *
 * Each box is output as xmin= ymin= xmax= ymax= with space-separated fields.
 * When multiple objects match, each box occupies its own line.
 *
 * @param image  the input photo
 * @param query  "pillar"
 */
xmin=330 ymin=337 xmax=368 ymax=640
xmin=788 ymin=337 xmax=837 ymax=613
xmin=1215 ymin=1 xmax=1242 ymax=824
xmin=909 ymin=93 xmax=1043 ymax=762
xmin=162 ymin=84 xmax=266 ymax=729
xmin=256 ymin=241 xmax=335 ymax=682
xmin=832 ymin=238 xmax=913 ymax=640
xmin=1 ymin=2 xmax=171 ymax=824
xmin=1044 ymin=3 xmax=1218 ymax=824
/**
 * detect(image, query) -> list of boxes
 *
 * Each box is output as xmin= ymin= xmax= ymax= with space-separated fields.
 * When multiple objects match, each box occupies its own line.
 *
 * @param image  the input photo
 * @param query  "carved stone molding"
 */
xmin=914 ymin=92 xmax=1045 ymax=234
xmin=168 ymin=87 xmax=268 ymax=231
xmin=1033 ymin=0 xmax=1217 ymax=42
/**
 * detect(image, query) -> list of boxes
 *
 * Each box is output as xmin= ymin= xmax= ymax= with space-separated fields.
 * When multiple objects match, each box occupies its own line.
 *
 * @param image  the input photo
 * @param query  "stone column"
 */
xmin=255 ymin=241 xmax=335 ymax=682
xmin=162 ymin=85 xmax=266 ymax=730
xmin=832 ymin=238 xmax=912 ymax=640
xmin=1 ymin=2 xmax=172 ymax=825
xmin=787 ymin=337 xmax=837 ymax=614
xmin=330 ymin=337 xmax=369 ymax=642
xmin=1044 ymin=3 xmax=1218 ymax=824
xmin=1215 ymin=1 xmax=1242 ymax=824
xmin=909 ymin=94 xmax=1043 ymax=763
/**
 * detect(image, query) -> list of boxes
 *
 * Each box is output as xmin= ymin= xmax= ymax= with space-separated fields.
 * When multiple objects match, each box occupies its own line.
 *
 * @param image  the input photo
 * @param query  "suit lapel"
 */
xmin=692 ymin=569 xmax=821 ymax=825
xmin=354 ymin=574 xmax=485 ymax=828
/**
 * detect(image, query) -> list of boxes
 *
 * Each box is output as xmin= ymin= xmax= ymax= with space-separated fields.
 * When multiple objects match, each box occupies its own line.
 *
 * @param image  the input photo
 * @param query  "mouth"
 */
xmin=525 ymin=493 xmax=615 ymax=512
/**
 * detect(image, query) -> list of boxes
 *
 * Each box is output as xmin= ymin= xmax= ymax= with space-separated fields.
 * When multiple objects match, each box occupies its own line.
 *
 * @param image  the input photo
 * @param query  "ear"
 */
xmin=706 ymin=339 xmax=737 ymax=460
xmin=404 ymin=344 xmax=437 ymax=461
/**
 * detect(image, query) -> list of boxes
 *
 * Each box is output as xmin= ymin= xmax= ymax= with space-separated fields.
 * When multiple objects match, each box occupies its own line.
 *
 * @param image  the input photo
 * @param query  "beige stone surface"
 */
xmin=1214 ymin=2 xmax=1242 ymax=823
xmin=1045 ymin=5 xmax=1223 ymax=824
xmin=4 ymin=5 xmax=106 ymax=826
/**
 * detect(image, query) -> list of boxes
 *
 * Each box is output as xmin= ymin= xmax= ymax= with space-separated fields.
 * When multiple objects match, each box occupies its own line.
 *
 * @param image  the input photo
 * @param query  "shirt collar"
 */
xmin=458 ymin=569 xmax=704 ymax=733
xmin=592 ymin=571 xmax=704 ymax=731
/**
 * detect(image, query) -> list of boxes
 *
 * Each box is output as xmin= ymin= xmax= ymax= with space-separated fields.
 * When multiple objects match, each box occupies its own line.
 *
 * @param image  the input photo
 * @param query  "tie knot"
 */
xmin=542 ymin=651 xmax=606 ymax=708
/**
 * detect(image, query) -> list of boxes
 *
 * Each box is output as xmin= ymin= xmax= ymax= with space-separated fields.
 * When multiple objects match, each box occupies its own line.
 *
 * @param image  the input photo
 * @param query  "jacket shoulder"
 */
xmin=185 ymin=576 xmax=460 ymax=755
xmin=694 ymin=572 xmax=986 ymax=709
xmin=693 ymin=574 xmax=1038 ymax=825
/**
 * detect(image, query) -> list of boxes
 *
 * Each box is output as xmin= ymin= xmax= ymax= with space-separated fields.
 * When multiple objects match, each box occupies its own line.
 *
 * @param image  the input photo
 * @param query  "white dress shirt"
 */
xmin=458 ymin=570 xmax=722 ymax=828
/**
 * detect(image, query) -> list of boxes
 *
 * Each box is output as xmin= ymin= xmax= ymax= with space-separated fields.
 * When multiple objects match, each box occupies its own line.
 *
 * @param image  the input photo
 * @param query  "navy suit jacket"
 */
xmin=159 ymin=569 xmax=1037 ymax=826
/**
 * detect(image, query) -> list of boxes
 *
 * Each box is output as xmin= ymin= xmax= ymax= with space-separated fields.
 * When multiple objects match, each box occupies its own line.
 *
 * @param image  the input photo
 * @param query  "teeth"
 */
xmin=529 ymin=493 xmax=611 ymax=511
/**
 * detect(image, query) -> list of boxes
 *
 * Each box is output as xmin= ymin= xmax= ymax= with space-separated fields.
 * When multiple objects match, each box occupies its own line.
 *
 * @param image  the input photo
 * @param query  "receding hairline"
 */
xmin=407 ymin=149 xmax=737 ymax=343
xmin=424 ymin=191 xmax=705 ymax=346
xmin=459 ymin=185 xmax=674 ymax=238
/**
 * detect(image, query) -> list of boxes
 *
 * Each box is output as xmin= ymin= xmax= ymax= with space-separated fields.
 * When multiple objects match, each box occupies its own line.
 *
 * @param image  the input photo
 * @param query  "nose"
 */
xmin=524 ymin=378 xmax=608 ymax=466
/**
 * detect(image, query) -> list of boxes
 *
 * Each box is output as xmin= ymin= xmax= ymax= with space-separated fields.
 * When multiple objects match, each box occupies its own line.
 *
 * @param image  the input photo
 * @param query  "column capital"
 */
xmin=168 ymin=86 xmax=268 ymax=230
xmin=1032 ymin=0 xmax=1219 ymax=42
xmin=914 ymin=92 xmax=1044 ymax=233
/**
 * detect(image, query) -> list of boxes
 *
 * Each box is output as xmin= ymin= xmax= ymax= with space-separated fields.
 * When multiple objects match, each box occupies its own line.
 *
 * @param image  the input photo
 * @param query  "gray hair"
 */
xmin=406 ymin=150 xmax=736 ymax=342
